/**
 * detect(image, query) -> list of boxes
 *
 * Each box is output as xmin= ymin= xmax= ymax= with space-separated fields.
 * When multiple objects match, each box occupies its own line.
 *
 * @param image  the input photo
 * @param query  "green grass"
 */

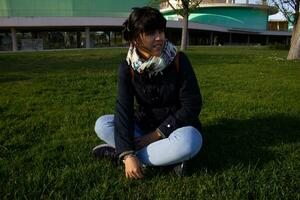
xmin=0 ymin=47 xmax=300 ymax=199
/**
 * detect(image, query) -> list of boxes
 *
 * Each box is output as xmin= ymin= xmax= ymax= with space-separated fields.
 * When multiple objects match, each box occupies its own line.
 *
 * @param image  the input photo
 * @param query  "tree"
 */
xmin=154 ymin=0 xmax=203 ymax=50
xmin=271 ymin=0 xmax=300 ymax=60
xmin=261 ymin=0 xmax=268 ymax=5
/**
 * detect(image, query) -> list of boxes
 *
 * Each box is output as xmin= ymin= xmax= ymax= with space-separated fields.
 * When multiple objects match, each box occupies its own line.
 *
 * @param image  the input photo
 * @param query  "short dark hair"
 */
xmin=122 ymin=6 xmax=167 ymax=42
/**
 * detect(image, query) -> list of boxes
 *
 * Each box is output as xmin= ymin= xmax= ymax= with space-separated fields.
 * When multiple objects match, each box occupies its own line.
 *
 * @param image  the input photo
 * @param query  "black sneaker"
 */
xmin=173 ymin=161 xmax=188 ymax=177
xmin=92 ymin=144 xmax=117 ymax=164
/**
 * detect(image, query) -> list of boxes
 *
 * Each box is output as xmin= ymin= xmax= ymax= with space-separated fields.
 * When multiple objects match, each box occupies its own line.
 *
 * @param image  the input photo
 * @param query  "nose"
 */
xmin=154 ymin=30 xmax=163 ymax=41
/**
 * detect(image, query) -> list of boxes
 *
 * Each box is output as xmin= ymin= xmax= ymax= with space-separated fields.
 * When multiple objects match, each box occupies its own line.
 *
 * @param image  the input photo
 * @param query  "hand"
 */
xmin=134 ymin=131 xmax=161 ymax=151
xmin=124 ymin=155 xmax=144 ymax=179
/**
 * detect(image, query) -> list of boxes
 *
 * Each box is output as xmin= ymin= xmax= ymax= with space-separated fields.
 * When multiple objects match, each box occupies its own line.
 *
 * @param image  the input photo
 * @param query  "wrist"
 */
xmin=154 ymin=131 xmax=161 ymax=139
xmin=123 ymin=154 xmax=136 ymax=161
xmin=155 ymin=129 xmax=165 ymax=139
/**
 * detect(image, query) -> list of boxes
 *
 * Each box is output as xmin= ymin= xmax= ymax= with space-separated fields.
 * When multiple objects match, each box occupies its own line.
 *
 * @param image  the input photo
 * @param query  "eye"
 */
xmin=144 ymin=29 xmax=165 ymax=37
xmin=158 ymin=29 xmax=165 ymax=33
xmin=145 ymin=30 xmax=156 ymax=36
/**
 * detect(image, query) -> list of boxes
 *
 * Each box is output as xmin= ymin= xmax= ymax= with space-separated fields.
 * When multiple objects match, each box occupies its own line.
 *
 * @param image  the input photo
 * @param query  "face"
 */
xmin=136 ymin=29 xmax=165 ymax=57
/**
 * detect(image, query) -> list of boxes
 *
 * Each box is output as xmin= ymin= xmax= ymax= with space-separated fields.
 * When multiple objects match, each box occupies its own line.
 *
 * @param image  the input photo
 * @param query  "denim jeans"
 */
xmin=95 ymin=114 xmax=203 ymax=166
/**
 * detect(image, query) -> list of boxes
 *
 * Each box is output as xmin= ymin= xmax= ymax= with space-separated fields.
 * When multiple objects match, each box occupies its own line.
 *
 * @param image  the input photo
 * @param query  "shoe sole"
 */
xmin=92 ymin=144 xmax=114 ymax=152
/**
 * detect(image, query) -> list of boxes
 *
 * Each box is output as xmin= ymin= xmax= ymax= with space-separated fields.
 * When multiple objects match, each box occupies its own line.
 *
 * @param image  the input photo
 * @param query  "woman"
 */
xmin=93 ymin=6 xmax=203 ymax=179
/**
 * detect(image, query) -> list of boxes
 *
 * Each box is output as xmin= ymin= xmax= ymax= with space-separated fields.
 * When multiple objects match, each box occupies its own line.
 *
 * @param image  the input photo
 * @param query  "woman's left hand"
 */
xmin=134 ymin=131 xmax=161 ymax=150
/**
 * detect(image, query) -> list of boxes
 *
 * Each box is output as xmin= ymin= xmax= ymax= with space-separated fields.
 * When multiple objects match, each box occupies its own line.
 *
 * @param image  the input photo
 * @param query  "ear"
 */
xmin=135 ymin=35 xmax=144 ymax=46
xmin=133 ymin=38 xmax=141 ymax=47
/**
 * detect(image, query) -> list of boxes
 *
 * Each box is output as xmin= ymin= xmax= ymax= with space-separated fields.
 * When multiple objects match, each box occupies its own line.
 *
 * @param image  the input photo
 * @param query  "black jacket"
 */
xmin=114 ymin=52 xmax=202 ymax=157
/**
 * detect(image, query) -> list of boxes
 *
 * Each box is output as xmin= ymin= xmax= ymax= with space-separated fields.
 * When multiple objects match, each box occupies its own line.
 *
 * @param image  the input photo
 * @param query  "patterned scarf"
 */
xmin=126 ymin=40 xmax=177 ymax=77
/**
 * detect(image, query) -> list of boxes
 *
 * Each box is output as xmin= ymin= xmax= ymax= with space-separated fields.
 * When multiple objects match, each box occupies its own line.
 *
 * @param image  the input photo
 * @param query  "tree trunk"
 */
xmin=287 ymin=15 xmax=300 ymax=60
xmin=180 ymin=13 xmax=189 ymax=51
xmin=180 ymin=0 xmax=189 ymax=51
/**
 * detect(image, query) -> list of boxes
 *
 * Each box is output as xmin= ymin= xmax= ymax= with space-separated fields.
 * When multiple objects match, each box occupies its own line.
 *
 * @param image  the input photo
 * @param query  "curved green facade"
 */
xmin=0 ymin=0 xmax=152 ymax=17
xmin=164 ymin=6 xmax=270 ymax=31
xmin=0 ymin=1 xmax=290 ymax=51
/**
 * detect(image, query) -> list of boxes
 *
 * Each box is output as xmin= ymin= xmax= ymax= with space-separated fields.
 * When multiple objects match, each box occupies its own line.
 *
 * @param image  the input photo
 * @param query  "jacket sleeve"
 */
xmin=114 ymin=61 xmax=135 ymax=158
xmin=157 ymin=52 xmax=202 ymax=138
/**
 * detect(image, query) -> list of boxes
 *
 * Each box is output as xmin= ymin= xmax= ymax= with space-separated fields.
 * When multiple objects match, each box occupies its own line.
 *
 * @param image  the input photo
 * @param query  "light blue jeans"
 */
xmin=95 ymin=115 xmax=203 ymax=166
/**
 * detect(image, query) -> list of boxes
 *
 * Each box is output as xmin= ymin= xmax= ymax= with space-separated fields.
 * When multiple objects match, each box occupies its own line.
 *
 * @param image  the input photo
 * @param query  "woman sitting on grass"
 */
xmin=93 ymin=6 xmax=203 ymax=179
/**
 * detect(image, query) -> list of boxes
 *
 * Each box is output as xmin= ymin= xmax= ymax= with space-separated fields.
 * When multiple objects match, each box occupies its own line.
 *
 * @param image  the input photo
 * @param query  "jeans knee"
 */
xmin=94 ymin=115 xmax=114 ymax=140
xmin=178 ymin=127 xmax=203 ymax=158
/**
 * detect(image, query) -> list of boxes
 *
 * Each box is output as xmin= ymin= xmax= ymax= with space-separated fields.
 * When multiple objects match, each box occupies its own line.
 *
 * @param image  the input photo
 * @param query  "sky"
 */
xmin=269 ymin=12 xmax=286 ymax=20
xmin=234 ymin=0 xmax=287 ymax=20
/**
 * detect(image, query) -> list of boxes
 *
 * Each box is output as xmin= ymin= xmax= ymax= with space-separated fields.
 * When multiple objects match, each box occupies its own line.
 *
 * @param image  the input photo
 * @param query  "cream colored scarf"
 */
xmin=126 ymin=40 xmax=177 ymax=77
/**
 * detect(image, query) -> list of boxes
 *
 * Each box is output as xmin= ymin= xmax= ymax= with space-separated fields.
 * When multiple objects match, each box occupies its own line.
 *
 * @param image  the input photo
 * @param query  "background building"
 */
xmin=0 ymin=0 xmax=151 ymax=51
xmin=0 ymin=0 xmax=291 ymax=51
xmin=162 ymin=0 xmax=291 ymax=46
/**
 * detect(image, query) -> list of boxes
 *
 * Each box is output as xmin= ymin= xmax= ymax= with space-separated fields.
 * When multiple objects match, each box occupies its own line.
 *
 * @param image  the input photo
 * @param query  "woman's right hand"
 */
xmin=124 ymin=155 xmax=144 ymax=179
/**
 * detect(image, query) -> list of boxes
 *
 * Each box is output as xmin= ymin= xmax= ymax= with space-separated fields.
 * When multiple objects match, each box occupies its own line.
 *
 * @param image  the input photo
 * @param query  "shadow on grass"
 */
xmin=0 ymin=75 xmax=32 ymax=83
xmin=0 ymin=53 xmax=125 ymax=73
xmin=190 ymin=114 xmax=300 ymax=174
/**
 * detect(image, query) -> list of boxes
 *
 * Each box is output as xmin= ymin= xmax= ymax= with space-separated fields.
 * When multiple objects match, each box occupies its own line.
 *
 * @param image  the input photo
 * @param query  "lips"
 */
xmin=151 ymin=42 xmax=164 ymax=56
xmin=153 ymin=43 xmax=163 ymax=50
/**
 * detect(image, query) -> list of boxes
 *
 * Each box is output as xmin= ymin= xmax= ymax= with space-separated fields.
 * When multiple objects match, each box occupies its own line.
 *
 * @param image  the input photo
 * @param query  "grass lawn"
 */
xmin=0 ymin=46 xmax=300 ymax=199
